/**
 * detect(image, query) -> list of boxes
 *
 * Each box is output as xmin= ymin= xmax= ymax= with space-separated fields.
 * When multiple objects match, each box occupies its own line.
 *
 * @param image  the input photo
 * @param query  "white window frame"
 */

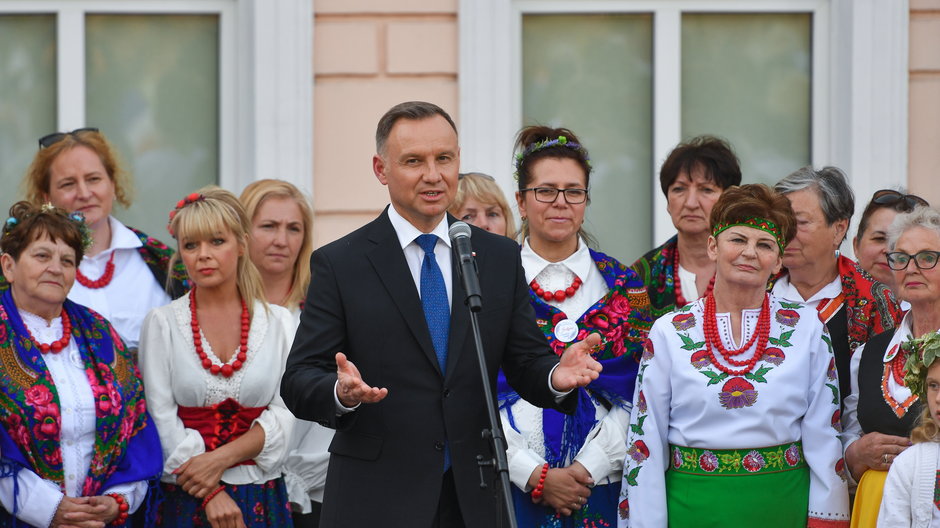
xmin=460 ymin=0 xmax=908 ymax=247
xmin=0 ymin=0 xmax=313 ymax=197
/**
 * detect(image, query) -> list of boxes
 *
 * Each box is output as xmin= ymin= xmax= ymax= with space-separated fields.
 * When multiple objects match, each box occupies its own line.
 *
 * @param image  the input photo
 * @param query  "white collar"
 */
xmin=386 ymin=205 xmax=452 ymax=250
xmin=520 ymin=237 xmax=592 ymax=284
xmin=773 ymin=273 xmax=842 ymax=304
xmin=107 ymin=216 xmax=144 ymax=251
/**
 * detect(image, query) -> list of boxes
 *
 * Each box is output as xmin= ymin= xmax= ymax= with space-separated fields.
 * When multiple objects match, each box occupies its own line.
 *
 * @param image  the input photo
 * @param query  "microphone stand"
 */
xmin=454 ymin=244 xmax=518 ymax=528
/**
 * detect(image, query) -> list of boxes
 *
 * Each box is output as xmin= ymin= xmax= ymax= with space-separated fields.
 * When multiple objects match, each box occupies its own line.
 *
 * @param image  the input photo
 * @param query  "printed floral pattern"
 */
xmin=630 ymin=236 xmax=679 ymax=319
xmin=0 ymin=292 xmax=151 ymax=495
xmin=158 ymin=478 xmax=293 ymax=527
xmin=130 ymin=226 xmax=190 ymax=299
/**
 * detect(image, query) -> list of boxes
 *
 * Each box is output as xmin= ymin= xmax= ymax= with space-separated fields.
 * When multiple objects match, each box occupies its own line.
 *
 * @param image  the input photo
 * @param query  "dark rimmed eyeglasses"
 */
xmin=520 ymin=187 xmax=589 ymax=204
xmin=38 ymin=127 xmax=100 ymax=149
xmin=886 ymin=250 xmax=940 ymax=271
xmin=871 ymin=189 xmax=929 ymax=211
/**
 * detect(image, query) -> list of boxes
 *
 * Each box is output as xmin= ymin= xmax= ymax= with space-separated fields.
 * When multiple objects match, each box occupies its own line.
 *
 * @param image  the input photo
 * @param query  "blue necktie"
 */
xmin=416 ymin=234 xmax=450 ymax=372
xmin=416 ymin=234 xmax=451 ymax=471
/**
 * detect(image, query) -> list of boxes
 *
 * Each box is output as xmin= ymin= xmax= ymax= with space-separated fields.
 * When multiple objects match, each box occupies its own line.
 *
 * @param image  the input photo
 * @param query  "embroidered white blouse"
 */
xmin=500 ymin=238 xmax=628 ymax=490
xmin=620 ymin=295 xmax=849 ymax=528
xmin=138 ymin=294 xmax=295 ymax=485
xmin=68 ymin=217 xmax=172 ymax=350
xmin=0 ymin=310 xmax=146 ymax=528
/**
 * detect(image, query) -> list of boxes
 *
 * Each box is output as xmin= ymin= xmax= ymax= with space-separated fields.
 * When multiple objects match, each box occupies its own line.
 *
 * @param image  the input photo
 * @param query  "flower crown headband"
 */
xmin=902 ymin=330 xmax=940 ymax=398
xmin=167 ymin=192 xmax=206 ymax=237
xmin=712 ymin=216 xmax=786 ymax=254
xmin=2 ymin=204 xmax=93 ymax=252
xmin=513 ymin=135 xmax=592 ymax=180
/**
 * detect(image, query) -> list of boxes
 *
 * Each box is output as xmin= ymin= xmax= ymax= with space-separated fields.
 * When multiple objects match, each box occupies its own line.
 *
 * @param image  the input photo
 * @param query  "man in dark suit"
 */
xmin=281 ymin=101 xmax=602 ymax=527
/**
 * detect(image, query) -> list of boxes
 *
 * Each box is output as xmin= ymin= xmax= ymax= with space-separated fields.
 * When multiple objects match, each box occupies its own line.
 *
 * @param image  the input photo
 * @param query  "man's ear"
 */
xmin=373 ymin=155 xmax=388 ymax=186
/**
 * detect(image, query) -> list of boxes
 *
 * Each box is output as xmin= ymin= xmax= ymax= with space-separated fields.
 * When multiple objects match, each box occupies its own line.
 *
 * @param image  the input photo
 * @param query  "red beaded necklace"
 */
xmin=27 ymin=309 xmax=72 ymax=354
xmin=530 ymin=275 xmax=582 ymax=303
xmin=890 ymin=349 xmax=908 ymax=386
xmin=189 ymin=289 xmax=249 ymax=378
xmin=702 ymin=293 xmax=772 ymax=376
xmin=76 ymin=252 xmax=116 ymax=289
xmin=673 ymin=249 xmax=715 ymax=307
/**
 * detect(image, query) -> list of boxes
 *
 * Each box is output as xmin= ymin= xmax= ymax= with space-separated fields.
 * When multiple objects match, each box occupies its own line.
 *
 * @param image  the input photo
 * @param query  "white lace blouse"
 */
xmin=138 ymin=294 xmax=295 ymax=485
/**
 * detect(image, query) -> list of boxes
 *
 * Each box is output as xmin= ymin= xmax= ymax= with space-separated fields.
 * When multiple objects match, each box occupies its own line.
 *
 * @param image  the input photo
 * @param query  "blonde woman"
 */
xmin=240 ymin=180 xmax=326 ymax=527
xmin=448 ymin=172 xmax=516 ymax=237
xmin=139 ymin=187 xmax=295 ymax=527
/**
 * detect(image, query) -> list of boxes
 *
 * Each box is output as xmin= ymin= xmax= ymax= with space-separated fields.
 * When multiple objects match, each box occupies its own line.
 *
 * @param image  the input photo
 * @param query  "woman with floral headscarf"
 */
xmin=496 ymin=126 xmax=652 ymax=527
xmin=0 ymin=201 xmax=161 ymax=527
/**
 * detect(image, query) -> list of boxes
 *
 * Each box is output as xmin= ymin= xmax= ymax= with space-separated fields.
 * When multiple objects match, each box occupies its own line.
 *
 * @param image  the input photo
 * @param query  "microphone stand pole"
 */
xmin=467 ymin=305 xmax=518 ymax=528
xmin=453 ymin=249 xmax=517 ymax=528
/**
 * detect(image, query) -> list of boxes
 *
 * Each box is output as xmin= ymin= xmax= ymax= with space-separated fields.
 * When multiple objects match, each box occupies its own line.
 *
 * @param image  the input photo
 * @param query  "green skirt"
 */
xmin=666 ymin=443 xmax=810 ymax=528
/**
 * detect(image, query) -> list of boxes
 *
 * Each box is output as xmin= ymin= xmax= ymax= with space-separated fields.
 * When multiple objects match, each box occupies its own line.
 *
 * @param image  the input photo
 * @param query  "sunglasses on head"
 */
xmin=38 ymin=127 xmax=100 ymax=149
xmin=871 ymin=189 xmax=929 ymax=211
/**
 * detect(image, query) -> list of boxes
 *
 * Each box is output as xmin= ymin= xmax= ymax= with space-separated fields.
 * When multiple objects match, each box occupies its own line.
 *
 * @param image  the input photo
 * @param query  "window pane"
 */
xmin=522 ymin=14 xmax=653 ymax=263
xmin=682 ymin=13 xmax=811 ymax=185
xmin=86 ymin=14 xmax=219 ymax=240
xmin=0 ymin=15 xmax=56 ymax=215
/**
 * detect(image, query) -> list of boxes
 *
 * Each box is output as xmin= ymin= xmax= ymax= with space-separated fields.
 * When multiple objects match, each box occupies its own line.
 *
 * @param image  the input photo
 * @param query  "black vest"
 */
xmin=857 ymin=330 xmax=921 ymax=436
xmin=827 ymin=304 xmax=851 ymax=409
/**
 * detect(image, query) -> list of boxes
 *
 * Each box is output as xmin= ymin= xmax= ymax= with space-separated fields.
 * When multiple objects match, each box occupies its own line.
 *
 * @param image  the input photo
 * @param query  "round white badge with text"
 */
xmin=553 ymin=319 xmax=579 ymax=343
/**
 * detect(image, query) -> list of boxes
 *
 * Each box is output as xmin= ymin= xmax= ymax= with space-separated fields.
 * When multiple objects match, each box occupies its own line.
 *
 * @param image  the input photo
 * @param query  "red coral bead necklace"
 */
xmin=76 ymin=252 xmax=116 ymax=289
xmin=673 ymin=249 xmax=715 ymax=307
xmin=189 ymin=287 xmax=249 ymax=378
xmin=890 ymin=349 xmax=908 ymax=386
xmin=530 ymin=276 xmax=582 ymax=302
xmin=27 ymin=309 xmax=72 ymax=354
xmin=702 ymin=292 xmax=771 ymax=376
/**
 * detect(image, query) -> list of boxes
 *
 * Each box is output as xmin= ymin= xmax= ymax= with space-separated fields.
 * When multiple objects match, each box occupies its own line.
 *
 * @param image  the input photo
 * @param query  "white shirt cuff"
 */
xmin=548 ymin=364 xmax=573 ymax=403
xmin=334 ymin=380 xmax=361 ymax=415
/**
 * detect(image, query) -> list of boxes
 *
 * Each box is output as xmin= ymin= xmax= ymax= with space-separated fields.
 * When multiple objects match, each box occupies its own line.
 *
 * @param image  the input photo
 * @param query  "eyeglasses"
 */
xmin=886 ymin=250 xmax=940 ymax=271
xmin=38 ymin=127 xmax=100 ymax=149
xmin=520 ymin=187 xmax=588 ymax=204
xmin=871 ymin=189 xmax=929 ymax=211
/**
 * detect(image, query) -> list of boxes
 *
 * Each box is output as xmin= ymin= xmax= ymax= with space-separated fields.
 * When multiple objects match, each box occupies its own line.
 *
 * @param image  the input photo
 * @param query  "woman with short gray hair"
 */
xmin=842 ymin=205 xmax=940 ymax=526
xmin=771 ymin=166 xmax=902 ymax=412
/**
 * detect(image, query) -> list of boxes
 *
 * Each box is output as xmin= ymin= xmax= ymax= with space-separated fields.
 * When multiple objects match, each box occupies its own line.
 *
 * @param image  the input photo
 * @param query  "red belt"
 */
xmin=177 ymin=398 xmax=266 ymax=467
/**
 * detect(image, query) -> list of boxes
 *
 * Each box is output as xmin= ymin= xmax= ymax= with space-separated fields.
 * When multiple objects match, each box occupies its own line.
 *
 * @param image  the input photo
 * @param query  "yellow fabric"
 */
xmin=850 ymin=469 xmax=888 ymax=528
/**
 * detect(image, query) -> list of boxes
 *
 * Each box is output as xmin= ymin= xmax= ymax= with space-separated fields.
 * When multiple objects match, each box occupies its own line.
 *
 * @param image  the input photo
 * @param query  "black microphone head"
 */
xmin=449 ymin=221 xmax=472 ymax=241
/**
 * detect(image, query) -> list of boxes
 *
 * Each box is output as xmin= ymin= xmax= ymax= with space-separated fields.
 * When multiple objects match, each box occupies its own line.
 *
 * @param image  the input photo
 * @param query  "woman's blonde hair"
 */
xmin=24 ymin=129 xmax=132 ymax=208
xmin=168 ymin=186 xmax=266 ymax=315
xmin=448 ymin=173 xmax=517 ymax=238
xmin=239 ymin=179 xmax=313 ymax=308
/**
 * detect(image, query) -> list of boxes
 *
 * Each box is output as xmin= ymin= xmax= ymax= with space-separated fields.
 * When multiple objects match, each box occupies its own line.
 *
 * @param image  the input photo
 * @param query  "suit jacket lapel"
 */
xmin=444 ymin=216 xmax=480 ymax=380
xmin=367 ymin=210 xmax=441 ymax=375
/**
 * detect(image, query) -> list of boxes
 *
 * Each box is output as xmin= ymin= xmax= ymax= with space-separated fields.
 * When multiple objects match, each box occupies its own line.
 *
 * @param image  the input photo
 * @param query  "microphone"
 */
xmin=448 ymin=221 xmax=483 ymax=312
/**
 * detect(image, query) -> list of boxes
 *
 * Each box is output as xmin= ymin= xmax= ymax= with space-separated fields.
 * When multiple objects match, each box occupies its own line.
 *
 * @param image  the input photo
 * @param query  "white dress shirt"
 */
xmin=771 ymin=273 xmax=842 ymax=308
xmin=0 ymin=310 xmax=146 ymax=527
xmin=68 ymin=216 xmax=173 ymax=349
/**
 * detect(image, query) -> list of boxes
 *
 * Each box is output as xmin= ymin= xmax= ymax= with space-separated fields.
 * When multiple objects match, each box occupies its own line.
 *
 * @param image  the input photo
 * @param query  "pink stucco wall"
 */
xmin=311 ymin=0 xmax=459 ymax=247
xmin=910 ymin=0 xmax=940 ymax=204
